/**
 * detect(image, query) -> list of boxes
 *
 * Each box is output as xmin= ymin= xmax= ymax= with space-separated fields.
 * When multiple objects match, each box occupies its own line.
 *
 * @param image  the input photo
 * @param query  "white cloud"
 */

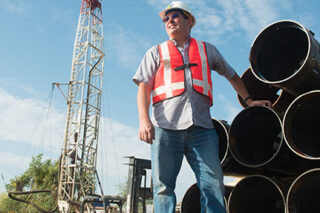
xmin=192 ymin=0 xmax=282 ymax=42
xmin=244 ymin=0 xmax=278 ymax=26
xmin=0 ymin=79 xmax=45 ymax=100
xmin=0 ymin=87 xmax=65 ymax=153
xmin=146 ymin=0 xmax=170 ymax=11
xmin=144 ymin=0 xmax=319 ymax=46
xmin=0 ymin=152 xmax=30 ymax=170
xmin=0 ymin=0 xmax=30 ymax=16
xmin=104 ymin=23 xmax=153 ymax=71
xmin=145 ymin=0 xmax=294 ymax=44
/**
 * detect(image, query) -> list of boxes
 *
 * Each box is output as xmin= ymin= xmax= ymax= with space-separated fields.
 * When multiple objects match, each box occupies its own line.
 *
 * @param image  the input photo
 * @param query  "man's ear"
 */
xmin=187 ymin=18 xmax=193 ymax=28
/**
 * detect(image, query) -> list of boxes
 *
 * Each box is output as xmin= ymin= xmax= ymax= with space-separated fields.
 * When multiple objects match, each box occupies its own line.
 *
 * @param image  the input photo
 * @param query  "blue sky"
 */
xmin=0 ymin=0 xmax=319 ymax=203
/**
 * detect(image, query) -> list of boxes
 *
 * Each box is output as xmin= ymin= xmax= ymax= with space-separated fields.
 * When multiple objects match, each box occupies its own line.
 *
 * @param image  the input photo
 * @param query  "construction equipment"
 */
xmin=57 ymin=0 xmax=105 ymax=212
xmin=125 ymin=157 xmax=153 ymax=213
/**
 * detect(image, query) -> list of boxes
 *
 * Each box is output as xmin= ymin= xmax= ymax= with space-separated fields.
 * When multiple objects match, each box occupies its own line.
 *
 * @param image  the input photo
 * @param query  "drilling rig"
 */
xmin=57 ymin=0 xmax=105 ymax=211
xmin=7 ymin=1 xmax=106 ymax=212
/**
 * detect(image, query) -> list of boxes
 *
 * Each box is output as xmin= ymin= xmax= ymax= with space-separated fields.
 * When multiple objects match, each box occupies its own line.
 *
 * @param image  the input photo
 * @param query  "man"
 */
xmin=133 ymin=1 xmax=271 ymax=212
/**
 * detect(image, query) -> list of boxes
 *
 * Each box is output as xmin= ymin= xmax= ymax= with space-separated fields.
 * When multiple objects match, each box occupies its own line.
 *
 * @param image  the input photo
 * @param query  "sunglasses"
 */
xmin=162 ymin=12 xmax=180 ymax=23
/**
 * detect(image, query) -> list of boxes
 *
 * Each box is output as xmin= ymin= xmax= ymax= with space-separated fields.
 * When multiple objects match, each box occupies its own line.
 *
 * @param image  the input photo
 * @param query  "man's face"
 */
xmin=164 ymin=10 xmax=192 ymax=39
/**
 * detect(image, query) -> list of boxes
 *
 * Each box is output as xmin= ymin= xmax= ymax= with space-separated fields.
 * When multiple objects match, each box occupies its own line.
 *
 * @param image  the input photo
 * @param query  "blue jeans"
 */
xmin=151 ymin=125 xmax=226 ymax=213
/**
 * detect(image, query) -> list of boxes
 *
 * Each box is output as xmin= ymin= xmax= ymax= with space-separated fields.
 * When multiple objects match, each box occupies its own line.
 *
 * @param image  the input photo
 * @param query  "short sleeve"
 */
xmin=132 ymin=45 xmax=160 ymax=87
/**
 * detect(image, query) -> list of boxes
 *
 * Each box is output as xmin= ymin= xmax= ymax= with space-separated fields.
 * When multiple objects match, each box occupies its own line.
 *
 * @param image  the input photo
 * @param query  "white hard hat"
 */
xmin=159 ymin=1 xmax=196 ymax=27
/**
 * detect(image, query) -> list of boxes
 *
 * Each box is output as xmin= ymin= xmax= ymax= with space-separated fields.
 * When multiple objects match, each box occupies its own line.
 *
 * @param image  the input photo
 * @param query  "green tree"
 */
xmin=117 ymin=179 xmax=128 ymax=198
xmin=0 ymin=154 xmax=59 ymax=213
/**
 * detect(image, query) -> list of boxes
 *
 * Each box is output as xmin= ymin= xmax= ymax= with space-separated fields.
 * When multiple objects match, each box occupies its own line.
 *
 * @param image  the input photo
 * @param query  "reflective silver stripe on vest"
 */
xmin=193 ymin=40 xmax=211 ymax=96
xmin=152 ymin=82 xmax=185 ymax=97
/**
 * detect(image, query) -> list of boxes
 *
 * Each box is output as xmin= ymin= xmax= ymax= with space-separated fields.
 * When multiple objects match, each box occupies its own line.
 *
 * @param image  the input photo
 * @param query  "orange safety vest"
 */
xmin=152 ymin=38 xmax=213 ymax=105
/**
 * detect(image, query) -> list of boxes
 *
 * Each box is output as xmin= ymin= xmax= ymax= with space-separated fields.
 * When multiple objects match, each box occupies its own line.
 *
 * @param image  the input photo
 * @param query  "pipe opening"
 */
xmin=212 ymin=119 xmax=229 ymax=163
xmin=287 ymin=169 xmax=320 ymax=213
xmin=228 ymin=176 xmax=285 ymax=213
xmin=229 ymin=106 xmax=282 ymax=167
xmin=181 ymin=183 xmax=232 ymax=213
xmin=284 ymin=91 xmax=320 ymax=158
xmin=181 ymin=184 xmax=201 ymax=213
xmin=251 ymin=21 xmax=308 ymax=82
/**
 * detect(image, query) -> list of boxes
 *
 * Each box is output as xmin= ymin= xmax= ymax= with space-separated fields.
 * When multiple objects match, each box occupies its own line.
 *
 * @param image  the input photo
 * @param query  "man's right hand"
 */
xmin=139 ymin=119 xmax=155 ymax=144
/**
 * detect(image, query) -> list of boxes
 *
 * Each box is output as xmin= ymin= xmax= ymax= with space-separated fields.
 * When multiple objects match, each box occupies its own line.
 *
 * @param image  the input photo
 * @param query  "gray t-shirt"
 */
xmin=133 ymin=38 xmax=236 ymax=130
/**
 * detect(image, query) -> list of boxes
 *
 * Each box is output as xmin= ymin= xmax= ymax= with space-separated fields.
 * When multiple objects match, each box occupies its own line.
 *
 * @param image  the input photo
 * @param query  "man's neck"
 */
xmin=170 ymin=35 xmax=191 ymax=47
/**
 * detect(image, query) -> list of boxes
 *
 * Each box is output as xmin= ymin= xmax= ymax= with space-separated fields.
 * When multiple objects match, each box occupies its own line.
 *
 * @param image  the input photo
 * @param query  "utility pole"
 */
xmin=57 ymin=0 xmax=104 ymax=212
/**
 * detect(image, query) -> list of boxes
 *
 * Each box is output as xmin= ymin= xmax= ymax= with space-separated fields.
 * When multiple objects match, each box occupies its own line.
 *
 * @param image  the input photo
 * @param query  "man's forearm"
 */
xmin=228 ymin=74 xmax=250 ymax=100
xmin=137 ymin=82 xmax=152 ymax=122
xmin=137 ymin=82 xmax=154 ymax=143
xmin=228 ymin=73 xmax=272 ymax=107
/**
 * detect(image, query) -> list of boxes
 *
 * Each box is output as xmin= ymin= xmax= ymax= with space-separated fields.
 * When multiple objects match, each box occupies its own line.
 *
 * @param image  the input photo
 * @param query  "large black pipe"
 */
xmin=229 ymin=106 xmax=319 ymax=176
xmin=228 ymin=175 xmax=287 ymax=213
xmin=180 ymin=184 xmax=200 ymax=213
xmin=283 ymin=90 xmax=320 ymax=160
xmin=213 ymin=118 xmax=229 ymax=164
xmin=181 ymin=183 xmax=233 ymax=213
xmin=238 ymin=68 xmax=295 ymax=116
xmin=213 ymin=118 xmax=262 ymax=177
xmin=286 ymin=168 xmax=320 ymax=213
xmin=250 ymin=20 xmax=320 ymax=97
xmin=229 ymin=106 xmax=283 ymax=169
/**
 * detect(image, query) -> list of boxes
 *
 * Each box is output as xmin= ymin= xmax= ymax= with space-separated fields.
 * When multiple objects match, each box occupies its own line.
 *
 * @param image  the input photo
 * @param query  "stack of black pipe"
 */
xmin=181 ymin=20 xmax=320 ymax=213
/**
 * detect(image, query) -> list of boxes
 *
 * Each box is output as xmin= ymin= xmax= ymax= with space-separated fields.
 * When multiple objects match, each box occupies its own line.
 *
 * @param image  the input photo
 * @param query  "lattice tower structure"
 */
xmin=57 ymin=0 xmax=104 ymax=212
